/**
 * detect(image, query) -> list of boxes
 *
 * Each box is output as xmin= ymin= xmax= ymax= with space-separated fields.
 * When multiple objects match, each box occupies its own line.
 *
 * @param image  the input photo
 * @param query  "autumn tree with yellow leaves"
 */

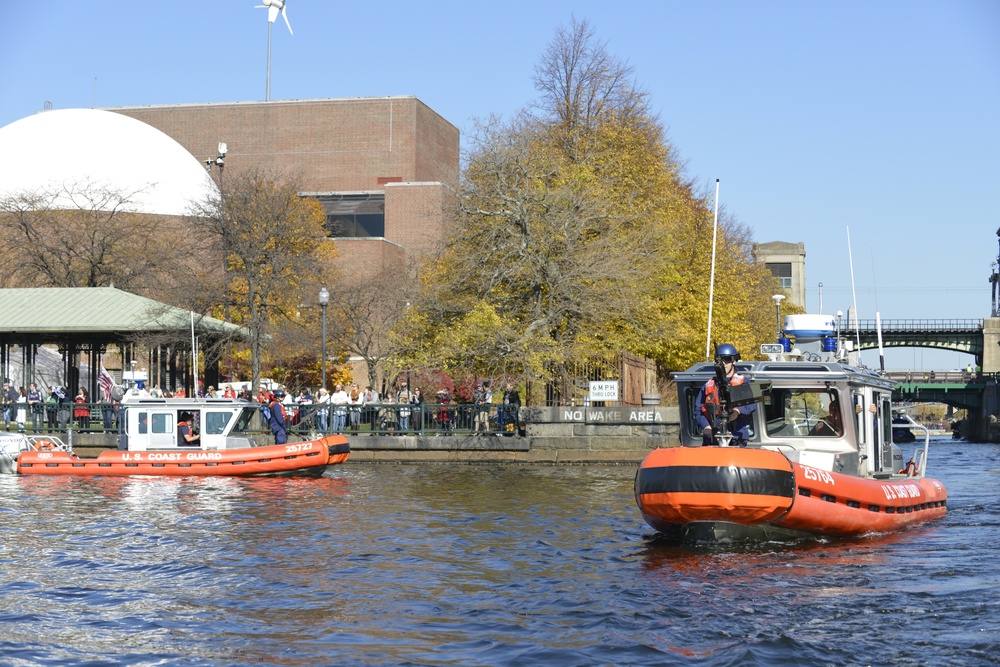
xmin=394 ymin=18 xmax=783 ymax=394
xmin=186 ymin=168 xmax=338 ymax=392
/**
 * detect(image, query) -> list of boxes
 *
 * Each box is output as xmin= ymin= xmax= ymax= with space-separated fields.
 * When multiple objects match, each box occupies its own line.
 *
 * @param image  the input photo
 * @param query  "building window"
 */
xmin=766 ymin=262 xmax=792 ymax=289
xmin=313 ymin=193 xmax=385 ymax=238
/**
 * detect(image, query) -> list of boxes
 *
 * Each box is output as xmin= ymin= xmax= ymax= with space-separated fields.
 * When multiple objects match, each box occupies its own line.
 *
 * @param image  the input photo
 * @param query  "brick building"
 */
xmin=113 ymin=96 xmax=460 ymax=277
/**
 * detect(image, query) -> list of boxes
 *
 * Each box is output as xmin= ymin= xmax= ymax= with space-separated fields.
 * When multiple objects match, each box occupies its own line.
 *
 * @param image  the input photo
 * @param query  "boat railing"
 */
xmin=902 ymin=414 xmax=930 ymax=476
xmin=25 ymin=434 xmax=72 ymax=454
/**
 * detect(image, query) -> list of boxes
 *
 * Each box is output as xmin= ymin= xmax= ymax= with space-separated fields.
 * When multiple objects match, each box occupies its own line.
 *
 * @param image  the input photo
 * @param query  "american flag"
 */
xmin=99 ymin=364 xmax=115 ymax=401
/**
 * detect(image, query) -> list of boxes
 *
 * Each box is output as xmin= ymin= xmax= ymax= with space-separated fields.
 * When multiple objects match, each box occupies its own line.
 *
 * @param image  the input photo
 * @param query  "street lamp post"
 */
xmin=318 ymin=287 xmax=330 ymax=391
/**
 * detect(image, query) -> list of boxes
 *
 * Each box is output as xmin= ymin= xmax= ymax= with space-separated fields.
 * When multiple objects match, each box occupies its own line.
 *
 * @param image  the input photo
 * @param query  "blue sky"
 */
xmin=3 ymin=1 xmax=998 ymax=369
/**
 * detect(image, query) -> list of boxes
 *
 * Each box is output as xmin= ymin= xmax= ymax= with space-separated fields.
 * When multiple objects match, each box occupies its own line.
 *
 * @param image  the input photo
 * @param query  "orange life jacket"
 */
xmin=701 ymin=374 xmax=746 ymax=418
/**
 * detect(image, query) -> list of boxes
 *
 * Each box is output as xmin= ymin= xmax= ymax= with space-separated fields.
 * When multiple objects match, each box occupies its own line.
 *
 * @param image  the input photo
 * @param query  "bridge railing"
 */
xmin=883 ymin=370 xmax=998 ymax=384
xmin=850 ymin=319 xmax=983 ymax=331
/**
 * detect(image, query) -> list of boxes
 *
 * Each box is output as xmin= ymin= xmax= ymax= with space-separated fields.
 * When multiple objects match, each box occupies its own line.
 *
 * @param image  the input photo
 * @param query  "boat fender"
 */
xmin=33 ymin=440 xmax=57 ymax=452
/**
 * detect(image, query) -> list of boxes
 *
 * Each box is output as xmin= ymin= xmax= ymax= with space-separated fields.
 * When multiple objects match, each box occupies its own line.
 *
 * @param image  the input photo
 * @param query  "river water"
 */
xmin=0 ymin=437 xmax=997 ymax=666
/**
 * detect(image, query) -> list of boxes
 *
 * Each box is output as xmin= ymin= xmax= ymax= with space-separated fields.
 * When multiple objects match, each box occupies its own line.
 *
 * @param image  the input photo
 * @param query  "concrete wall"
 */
xmin=52 ymin=405 xmax=684 ymax=463
xmin=752 ymin=240 xmax=806 ymax=309
xmin=982 ymin=318 xmax=1000 ymax=373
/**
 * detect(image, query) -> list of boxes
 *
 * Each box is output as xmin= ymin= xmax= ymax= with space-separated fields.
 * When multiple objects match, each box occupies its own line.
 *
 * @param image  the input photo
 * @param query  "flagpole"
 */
xmin=191 ymin=312 xmax=198 ymax=398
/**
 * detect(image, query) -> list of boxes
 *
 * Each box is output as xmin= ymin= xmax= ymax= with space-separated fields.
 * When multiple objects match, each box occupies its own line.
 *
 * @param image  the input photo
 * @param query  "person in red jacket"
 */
xmin=694 ymin=344 xmax=756 ymax=447
xmin=73 ymin=387 xmax=91 ymax=431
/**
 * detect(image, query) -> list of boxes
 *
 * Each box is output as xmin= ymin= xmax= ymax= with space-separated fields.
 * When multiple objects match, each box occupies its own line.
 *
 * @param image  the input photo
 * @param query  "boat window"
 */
xmin=137 ymin=411 xmax=148 ymax=434
xmin=684 ymin=387 xmax=700 ymax=437
xmin=852 ymin=393 xmax=865 ymax=445
xmin=151 ymin=413 xmax=173 ymax=435
xmin=764 ymin=388 xmax=842 ymax=437
xmin=204 ymin=411 xmax=232 ymax=436
xmin=880 ymin=399 xmax=893 ymax=444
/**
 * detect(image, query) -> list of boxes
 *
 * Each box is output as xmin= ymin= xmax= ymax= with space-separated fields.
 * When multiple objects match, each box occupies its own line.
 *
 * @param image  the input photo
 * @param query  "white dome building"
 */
xmin=0 ymin=108 xmax=217 ymax=216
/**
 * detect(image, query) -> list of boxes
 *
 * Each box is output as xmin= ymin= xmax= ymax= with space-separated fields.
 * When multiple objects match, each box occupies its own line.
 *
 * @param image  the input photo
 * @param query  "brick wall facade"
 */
xmin=330 ymin=237 xmax=407 ymax=281
xmin=113 ymin=97 xmax=459 ymax=192
xmin=384 ymin=182 xmax=453 ymax=259
xmin=112 ymin=97 xmax=460 ymax=274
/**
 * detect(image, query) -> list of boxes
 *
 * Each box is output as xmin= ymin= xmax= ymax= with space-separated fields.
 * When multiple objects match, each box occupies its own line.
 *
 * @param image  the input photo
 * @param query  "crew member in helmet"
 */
xmin=268 ymin=389 xmax=288 ymax=445
xmin=694 ymin=344 xmax=757 ymax=446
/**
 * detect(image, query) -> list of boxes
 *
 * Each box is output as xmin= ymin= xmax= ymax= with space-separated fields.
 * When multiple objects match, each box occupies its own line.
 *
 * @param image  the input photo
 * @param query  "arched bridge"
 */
xmin=849 ymin=319 xmax=984 ymax=356
xmin=883 ymin=370 xmax=995 ymax=410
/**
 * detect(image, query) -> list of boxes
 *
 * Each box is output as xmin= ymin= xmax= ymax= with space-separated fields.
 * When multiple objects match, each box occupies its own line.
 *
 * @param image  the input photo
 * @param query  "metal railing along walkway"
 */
xmin=850 ymin=319 xmax=983 ymax=332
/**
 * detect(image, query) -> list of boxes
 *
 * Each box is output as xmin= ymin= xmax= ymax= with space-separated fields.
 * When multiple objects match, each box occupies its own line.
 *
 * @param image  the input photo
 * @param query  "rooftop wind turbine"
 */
xmin=256 ymin=0 xmax=293 ymax=101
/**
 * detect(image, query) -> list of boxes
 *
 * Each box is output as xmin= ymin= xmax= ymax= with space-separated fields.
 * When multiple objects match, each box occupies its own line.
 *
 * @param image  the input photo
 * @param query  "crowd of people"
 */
xmin=1 ymin=380 xmax=103 ymax=432
xmin=258 ymin=379 xmax=522 ymax=439
xmin=2 ymin=375 xmax=524 ymax=438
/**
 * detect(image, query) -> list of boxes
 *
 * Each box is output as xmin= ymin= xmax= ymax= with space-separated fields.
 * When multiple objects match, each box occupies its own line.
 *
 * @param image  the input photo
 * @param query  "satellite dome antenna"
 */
xmin=255 ymin=0 xmax=293 ymax=101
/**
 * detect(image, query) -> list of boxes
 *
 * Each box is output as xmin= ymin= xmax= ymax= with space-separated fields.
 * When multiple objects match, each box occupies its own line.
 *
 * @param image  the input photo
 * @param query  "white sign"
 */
xmin=589 ymin=381 xmax=619 ymax=402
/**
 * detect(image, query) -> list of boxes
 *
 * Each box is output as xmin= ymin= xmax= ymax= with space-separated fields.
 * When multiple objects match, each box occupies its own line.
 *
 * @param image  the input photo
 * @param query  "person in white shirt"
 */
xmin=315 ymin=387 xmax=330 ymax=433
xmin=330 ymin=384 xmax=350 ymax=433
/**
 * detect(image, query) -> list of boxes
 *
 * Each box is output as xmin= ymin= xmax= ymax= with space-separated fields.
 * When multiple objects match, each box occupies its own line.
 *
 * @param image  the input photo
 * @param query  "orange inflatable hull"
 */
xmin=635 ymin=446 xmax=947 ymax=541
xmin=17 ymin=435 xmax=349 ymax=478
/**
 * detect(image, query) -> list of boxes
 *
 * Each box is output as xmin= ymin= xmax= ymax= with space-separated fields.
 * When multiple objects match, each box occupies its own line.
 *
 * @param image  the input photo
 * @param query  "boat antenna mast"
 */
xmin=871 ymin=246 xmax=885 ymax=372
xmin=847 ymin=226 xmax=863 ymax=365
xmin=705 ymin=179 xmax=720 ymax=361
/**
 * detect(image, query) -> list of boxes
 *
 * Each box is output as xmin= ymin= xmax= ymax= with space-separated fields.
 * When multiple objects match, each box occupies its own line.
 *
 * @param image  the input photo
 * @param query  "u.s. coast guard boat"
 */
xmin=0 ymin=397 xmax=348 ymax=477
xmin=635 ymin=314 xmax=948 ymax=543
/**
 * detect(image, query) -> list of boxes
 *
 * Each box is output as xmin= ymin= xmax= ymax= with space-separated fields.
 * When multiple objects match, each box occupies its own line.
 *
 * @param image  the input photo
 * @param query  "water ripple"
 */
xmin=0 ymin=441 xmax=997 ymax=665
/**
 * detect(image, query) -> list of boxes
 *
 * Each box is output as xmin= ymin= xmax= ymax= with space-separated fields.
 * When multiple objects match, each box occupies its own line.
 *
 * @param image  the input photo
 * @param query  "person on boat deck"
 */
xmin=268 ymin=390 xmax=288 ymax=445
xmin=178 ymin=411 xmax=200 ymax=446
xmin=694 ymin=344 xmax=757 ymax=447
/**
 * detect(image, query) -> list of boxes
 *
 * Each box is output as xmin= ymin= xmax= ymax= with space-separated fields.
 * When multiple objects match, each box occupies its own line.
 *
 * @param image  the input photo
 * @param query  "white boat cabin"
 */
xmin=674 ymin=360 xmax=908 ymax=478
xmin=119 ymin=398 xmax=263 ymax=451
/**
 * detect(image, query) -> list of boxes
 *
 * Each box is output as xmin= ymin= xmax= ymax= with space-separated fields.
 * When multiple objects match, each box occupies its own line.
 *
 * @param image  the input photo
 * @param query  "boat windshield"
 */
xmin=764 ymin=388 xmax=843 ymax=438
xmin=683 ymin=386 xmax=756 ymax=439
xmin=234 ymin=406 xmax=260 ymax=433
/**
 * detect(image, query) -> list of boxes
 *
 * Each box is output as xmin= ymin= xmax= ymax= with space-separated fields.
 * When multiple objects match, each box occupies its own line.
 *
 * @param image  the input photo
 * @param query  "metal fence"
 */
xmin=851 ymin=319 xmax=984 ymax=332
xmin=0 ymin=401 xmax=524 ymax=438
xmin=285 ymin=402 xmax=521 ymax=437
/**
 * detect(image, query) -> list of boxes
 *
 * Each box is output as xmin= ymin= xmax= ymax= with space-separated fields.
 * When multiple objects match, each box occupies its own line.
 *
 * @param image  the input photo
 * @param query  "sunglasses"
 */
xmin=719 ymin=355 xmax=736 ymax=363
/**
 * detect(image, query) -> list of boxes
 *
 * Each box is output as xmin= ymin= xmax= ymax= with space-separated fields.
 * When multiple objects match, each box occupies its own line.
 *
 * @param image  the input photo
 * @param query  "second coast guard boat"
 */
xmin=0 ymin=398 xmax=349 ymax=477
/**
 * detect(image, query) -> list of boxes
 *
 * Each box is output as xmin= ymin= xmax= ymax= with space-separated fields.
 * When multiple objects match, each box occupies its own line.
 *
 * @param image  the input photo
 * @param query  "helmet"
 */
xmin=715 ymin=344 xmax=740 ymax=362
xmin=272 ymin=389 xmax=285 ymax=399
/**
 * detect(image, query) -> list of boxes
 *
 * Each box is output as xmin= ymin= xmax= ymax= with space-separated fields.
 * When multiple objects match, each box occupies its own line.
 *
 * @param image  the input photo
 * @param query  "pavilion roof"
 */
xmin=0 ymin=287 xmax=246 ymax=345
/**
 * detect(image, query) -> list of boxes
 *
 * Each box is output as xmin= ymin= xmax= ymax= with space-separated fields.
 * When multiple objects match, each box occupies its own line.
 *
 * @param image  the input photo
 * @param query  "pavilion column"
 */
xmin=63 ymin=343 xmax=79 ymax=394
xmin=0 ymin=338 xmax=8 ymax=384
xmin=15 ymin=343 xmax=40 ymax=390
